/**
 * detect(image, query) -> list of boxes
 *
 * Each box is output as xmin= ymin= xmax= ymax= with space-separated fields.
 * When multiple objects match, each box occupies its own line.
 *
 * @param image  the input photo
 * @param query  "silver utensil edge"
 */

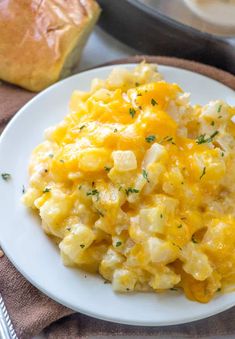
xmin=0 ymin=294 xmax=18 ymax=339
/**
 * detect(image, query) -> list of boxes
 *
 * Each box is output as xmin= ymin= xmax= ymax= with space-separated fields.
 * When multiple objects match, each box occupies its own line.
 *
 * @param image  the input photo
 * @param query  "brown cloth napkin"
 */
xmin=0 ymin=56 xmax=235 ymax=339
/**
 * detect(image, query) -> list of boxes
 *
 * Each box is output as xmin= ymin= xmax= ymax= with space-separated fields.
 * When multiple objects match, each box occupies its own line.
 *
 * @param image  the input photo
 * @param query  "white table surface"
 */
xmin=31 ymin=26 xmax=231 ymax=339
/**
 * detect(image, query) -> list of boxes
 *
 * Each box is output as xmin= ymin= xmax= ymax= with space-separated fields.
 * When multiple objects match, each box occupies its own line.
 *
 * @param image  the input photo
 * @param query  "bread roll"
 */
xmin=0 ymin=0 xmax=100 ymax=92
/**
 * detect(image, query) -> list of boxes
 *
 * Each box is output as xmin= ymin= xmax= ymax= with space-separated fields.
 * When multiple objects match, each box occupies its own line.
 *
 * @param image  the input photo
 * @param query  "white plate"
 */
xmin=0 ymin=64 xmax=235 ymax=326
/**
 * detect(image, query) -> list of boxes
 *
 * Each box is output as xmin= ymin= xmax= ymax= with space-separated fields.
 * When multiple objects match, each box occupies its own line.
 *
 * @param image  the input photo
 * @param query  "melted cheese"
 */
xmin=22 ymin=63 xmax=235 ymax=302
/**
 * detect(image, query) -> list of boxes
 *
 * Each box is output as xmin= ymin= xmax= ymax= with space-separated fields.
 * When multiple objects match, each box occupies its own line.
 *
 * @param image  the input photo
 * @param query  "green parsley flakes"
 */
xmin=87 ymin=189 xmax=99 ymax=200
xmin=125 ymin=187 xmax=139 ymax=196
xmin=115 ymin=241 xmax=122 ymax=247
xmin=79 ymin=125 xmax=86 ymax=131
xmin=151 ymin=98 xmax=158 ymax=106
xmin=145 ymin=135 xmax=156 ymax=143
xmin=142 ymin=169 xmax=150 ymax=183
xmin=217 ymin=105 xmax=222 ymax=113
xmin=43 ymin=187 xmax=51 ymax=193
xmin=80 ymin=244 xmax=85 ymax=249
xmin=200 ymin=167 xmax=206 ymax=180
xmin=177 ymin=224 xmax=183 ymax=228
xmin=129 ymin=108 xmax=136 ymax=118
xmin=1 ymin=173 xmax=11 ymax=181
xmin=87 ymin=189 xmax=99 ymax=196
xmin=196 ymin=131 xmax=219 ymax=144
xmin=104 ymin=166 xmax=111 ymax=172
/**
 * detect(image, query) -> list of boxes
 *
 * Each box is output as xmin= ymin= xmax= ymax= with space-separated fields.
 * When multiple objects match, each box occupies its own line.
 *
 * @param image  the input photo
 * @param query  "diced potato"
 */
xmin=192 ymin=150 xmax=225 ymax=183
xmin=39 ymin=190 xmax=75 ymax=238
xmin=129 ymin=216 xmax=148 ymax=243
xmin=162 ymin=167 xmax=184 ymax=195
xmin=22 ymin=188 xmax=41 ymax=208
xmin=99 ymin=247 xmax=125 ymax=281
xmin=112 ymin=150 xmax=137 ymax=172
xmin=78 ymin=148 xmax=110 ymax=172
xmin=59 ymin=223 xmax=95 ymax=263
xmin=61 ymin=243 xmax=108 ymax=272
xmin=23 ymin=62 xmax=235 ymax=303
xmin=143 ymin=163 xmax=165 ymax=194
xmin=180 ymin=243 xmax=213 ymax=281
xmin=149 ymin=267 xmax=180 ymax=290
xmin=140 ymin=207 xmax=165 ymax=234
xmin=200 ymin=101 xmax=228 ymax=121
xmin=112 ymin=268 xmax=137 ymax=292
xmin=152 ymin=195 xmax=179 ymax=217
xmin=146 ymin=237 xmax=179 ymax=264
xmin=142 ymin=143 xmax=168 ymax=168
xmin=126 ymin=244 xmax=149 ymax=267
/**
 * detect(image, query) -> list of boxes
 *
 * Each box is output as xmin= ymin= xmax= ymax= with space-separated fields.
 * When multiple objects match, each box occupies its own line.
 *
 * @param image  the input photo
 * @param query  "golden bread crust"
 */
xmin=0 ymin=0 xmax=100 ymax=91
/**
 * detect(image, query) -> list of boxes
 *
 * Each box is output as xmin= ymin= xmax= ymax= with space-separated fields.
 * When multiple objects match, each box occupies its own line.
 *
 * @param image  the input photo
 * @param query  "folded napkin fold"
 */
xmin=0 ymin=56 xmax=235 ymax=339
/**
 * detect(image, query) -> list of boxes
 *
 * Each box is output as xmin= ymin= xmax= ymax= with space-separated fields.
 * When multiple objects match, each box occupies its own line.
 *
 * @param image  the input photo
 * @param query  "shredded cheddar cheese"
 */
xmin=22 ymin=63 xmax=235 ymax=302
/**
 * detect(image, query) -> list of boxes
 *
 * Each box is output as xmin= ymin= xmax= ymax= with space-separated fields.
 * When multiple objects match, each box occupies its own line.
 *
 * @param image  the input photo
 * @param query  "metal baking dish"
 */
xmin=97 ymin=0 xmax=235 ymax=74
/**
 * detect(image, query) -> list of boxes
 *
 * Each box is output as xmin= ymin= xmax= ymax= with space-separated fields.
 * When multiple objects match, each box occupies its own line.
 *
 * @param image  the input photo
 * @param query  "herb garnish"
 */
xmin=142 ymin=169 xmax=150 ymax=183
xmin=200 ymin=167 xmax=206 ymax=180
xmin=217 ymin=105 xmax=222 ymax=113
xmin=151 ymin=98 xmax=158 ymax=106
xmin=48 ymin=153 xmax=54 ymax=158
xmin=1 ymin=173 xmax=11 ymax=181
xmin=125 ymin=187 xmax=139 ymax=196
xmin=87 ymin=189 xmax=99 ymax=200
xmin=104 ymin=166 xmax=111 ymax=172
xmin=80 ymin=244 xmax=85 ymax=249
xmin=129 ymin=108 xmax=136 ymax=118
xmin=170 ymin=288 xmax=178 ymax=291
xmin=43 ymin=187 xmax=51 ymax=193
xmin=178 ymin=224 xmax=183 ymax=228
xmin=79 ymin=125 xmax=86 ymax=131
xmin=196 ymin=131 xmax=219 ymax=144
xmin=145 ymin=135 xmax=156 ymax=143
xmin=22 ymin=185 xmax=25 ymax=194
xmin=211 ymin=121 xmax=215 ymax=126
xmin=114 ymin=128 xmax=118 ymax=133
xmin=116 ymin=241 xmax=122 ymax=247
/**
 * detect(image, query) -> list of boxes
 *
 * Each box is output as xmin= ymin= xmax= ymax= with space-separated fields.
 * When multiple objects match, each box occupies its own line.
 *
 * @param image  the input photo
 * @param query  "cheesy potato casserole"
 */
xmin=23 ymin=63 xmax=235 ymax=303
